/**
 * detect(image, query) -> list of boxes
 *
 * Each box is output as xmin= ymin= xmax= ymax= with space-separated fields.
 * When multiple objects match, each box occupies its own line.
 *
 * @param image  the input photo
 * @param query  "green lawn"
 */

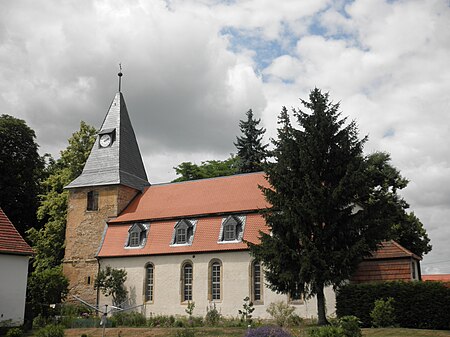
xmin=57 ymin=327 xmax=450 ymax=337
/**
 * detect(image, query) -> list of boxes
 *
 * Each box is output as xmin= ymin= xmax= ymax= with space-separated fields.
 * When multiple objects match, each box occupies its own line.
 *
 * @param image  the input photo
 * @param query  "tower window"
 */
xmin=86 ymin=191 xmax=99 ymax=211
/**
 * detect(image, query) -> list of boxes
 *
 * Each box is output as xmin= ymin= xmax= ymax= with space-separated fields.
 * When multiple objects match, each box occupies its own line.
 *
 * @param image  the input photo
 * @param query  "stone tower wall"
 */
xmin=63 ymin=184 xmax=139 ymax=304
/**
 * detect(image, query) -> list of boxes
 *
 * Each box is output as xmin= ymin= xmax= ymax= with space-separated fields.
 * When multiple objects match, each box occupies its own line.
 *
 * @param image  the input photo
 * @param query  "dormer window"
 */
xmin=86 ymin=191 xmax=99 ymax=211
xmin=171 ymin=219 xmax=196 ymax=246
xmin=126 ymin=223 xmax=148 ymax=248
xmin=219 ymin=215 xmax=246 ymax=243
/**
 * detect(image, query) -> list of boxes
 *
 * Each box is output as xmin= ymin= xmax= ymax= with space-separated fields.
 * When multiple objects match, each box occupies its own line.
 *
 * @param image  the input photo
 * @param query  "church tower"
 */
xmin=63 ymin=74 xmax=149 ymax=304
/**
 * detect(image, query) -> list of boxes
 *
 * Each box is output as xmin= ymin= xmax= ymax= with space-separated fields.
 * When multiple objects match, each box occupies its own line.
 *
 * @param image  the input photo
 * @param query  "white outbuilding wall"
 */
xmin=99 ymin=251 xmax=335 ymax=319
xmin=0 ymin=254 xmax=30 ymax=326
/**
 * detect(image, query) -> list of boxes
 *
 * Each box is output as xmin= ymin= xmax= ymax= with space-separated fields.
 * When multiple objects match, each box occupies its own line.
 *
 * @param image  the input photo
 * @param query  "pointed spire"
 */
xmin=66 ymin=90 xmax=150 ymax=191
xmin=118 ymin=63 xmax=123 ymax=92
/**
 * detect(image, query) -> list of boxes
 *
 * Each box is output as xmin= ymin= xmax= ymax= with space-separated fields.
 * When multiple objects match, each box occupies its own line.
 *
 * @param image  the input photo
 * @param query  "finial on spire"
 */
xmin=118 ymin=63 xmax=123 ymax=92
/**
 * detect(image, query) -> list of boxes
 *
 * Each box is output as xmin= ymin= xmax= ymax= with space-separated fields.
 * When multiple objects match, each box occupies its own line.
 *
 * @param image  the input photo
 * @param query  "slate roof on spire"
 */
xmin=66 ymin=92 xmax=150 ymax=191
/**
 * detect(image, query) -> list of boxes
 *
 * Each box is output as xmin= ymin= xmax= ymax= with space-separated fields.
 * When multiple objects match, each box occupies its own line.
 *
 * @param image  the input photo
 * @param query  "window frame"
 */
xmin=125 ymin=223 xmax=148 ymax=249
xmin=208 ymin=259 xmax=222 ymax=301
xmin=218 ymin=215 xmax=246 ymax=243
xmin=171 ymin=219 xmax=197 ymax=246
xmin=250 ymin=260 xmax=263 ymax=304
xmin=181 ymin=260 xmax=193 ymax=303
xmin=145 ymin=263 xmax=154 ymax=303
xmin=86 ymin=190 xmax=99 ymax=211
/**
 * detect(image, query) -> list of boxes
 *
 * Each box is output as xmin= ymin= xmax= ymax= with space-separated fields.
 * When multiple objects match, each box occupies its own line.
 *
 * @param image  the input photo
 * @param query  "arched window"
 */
xmin=209 ymin=259 xmax=222 ymax=301
xmin=86 ymin=190 xmax=99 ymax=211
xmin=182 ymin=261 xmax=193 ymax=302
xmin=251 ymin=260 xmax=262 ymax=303
xmin=145 ymin=263 xmax=154 ymax=302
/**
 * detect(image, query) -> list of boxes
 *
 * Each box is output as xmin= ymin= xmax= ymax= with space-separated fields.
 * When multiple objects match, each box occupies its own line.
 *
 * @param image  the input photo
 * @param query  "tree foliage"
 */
xmin=248 ymin=89 xmax=412 ymax=325
xmin=0 ymin=114 xmax=44 ymax=236
xmin=28 ymin=266 xmax=69 ymax=318
xmin=365 ymin=152 xmax=431 ymax=257
xmin=172 ymin=155 xmax=239 ymax=182
xmin=94 ymin=266 xmax=128 ymax=307
xmin=234 ymin=109 xmax=268 ymax=173
xmin=27 ymin=121 xmax=96 ymax=271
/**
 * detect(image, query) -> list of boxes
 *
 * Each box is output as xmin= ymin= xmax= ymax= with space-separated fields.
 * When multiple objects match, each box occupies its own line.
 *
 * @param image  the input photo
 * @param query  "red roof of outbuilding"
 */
xmin=110 ymin=172 xmax=270 ymax=223
xmin=422 ymin=274 xmax=450 ymax=282
xmin=0 ymin=207 xmax=33 ymax=255
xmin=367 ymin=240 xmax=421 ymax=261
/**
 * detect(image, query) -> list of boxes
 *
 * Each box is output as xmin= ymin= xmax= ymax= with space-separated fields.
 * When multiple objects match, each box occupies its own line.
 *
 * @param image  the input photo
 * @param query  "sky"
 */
xmin=1 ymin=0 xmax=449 ymax=274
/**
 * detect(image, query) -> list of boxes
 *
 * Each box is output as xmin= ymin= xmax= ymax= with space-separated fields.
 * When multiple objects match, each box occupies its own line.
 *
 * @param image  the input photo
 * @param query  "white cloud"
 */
xmin=1 ymin=0 xmax=450 ymax=272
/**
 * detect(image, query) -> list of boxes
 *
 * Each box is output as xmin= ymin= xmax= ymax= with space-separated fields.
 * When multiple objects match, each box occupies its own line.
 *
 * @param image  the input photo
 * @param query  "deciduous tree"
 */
xmin=0 ymin=114 xmax=44 ymax=236
xmin=27 ymin=121 xmax=96 ymax=271
xmin=94 ymin=266 xmax=128 ymax=307
xmin=172 ymin=155 xmax=239 ymax=182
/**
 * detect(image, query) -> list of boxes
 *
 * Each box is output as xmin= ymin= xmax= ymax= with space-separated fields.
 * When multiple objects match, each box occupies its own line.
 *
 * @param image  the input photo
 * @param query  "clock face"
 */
xmin=99 ymin=134 xmax=112 ymax=148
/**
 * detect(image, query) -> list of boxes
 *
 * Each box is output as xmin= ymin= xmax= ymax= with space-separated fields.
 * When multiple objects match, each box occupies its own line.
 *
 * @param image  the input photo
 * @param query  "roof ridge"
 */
xmin=151 ymin=171 xmax=265 ymax=187
xmin=389 ymin=240 xmax=422 ymax=260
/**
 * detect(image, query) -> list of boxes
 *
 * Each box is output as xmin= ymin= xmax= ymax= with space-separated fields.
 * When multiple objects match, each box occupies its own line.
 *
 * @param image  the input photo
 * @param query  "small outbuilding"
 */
xmin=0 ymin=208 xmax=33 ymax=327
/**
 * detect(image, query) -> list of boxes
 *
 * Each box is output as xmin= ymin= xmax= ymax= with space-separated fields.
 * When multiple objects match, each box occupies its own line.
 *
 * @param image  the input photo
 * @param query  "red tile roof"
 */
xmin=366 ymin=240 xmax=421 ymax=261
xmin=422 ymin=274 xmax=450 ymax=282
xmin=0 ymin=207 xmax=33 ymax=255
xmin=98 ymin=213 xmax=267 ymax=257
xmin=110 ymin=172 xmax=270 ymax=223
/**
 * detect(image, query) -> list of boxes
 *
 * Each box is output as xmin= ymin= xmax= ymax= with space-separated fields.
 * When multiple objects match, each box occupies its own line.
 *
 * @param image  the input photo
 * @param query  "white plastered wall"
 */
xmin=0 ymin=254 xmax=30 ymax=326
xmin=99 ymin=251 xmax=336 ymax=319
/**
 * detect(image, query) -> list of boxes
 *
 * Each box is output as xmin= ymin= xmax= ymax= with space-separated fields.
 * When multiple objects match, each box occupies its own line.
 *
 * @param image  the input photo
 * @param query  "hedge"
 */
xmin=336 ymin=281 xmax=450 ymax=329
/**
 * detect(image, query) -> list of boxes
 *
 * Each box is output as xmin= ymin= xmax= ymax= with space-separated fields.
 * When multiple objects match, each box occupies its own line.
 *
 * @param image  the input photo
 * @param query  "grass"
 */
xmin=59 ymin=327 xmax=450 ymax=337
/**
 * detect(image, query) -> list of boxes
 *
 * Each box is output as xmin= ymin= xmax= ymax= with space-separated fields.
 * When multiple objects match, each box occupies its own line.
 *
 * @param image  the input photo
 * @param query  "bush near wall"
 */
xmin=336 ymin=281 xmax=450 ymax=329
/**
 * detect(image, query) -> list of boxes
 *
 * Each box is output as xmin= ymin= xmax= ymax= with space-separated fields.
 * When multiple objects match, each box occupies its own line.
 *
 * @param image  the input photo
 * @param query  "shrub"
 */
xmin=307 ymin=326 xmax=344 ymax=337
xmin=338 ymin=316 xmax=362 ymax=337
xmin=111 ymin=311 xmax=146 ymax=327
xmin=185 ymin=301 xmax=195 ymax=317
xmin=6 ymin=328 xmax=23 ymax=337
xmin=239 ymin=297 xmax=255 ymax=325
xmin=205 ymin=303 xmax=221 ymax=326
xmin=266 ymin=301 xmax=296 ymax=327
xmin=245 ymin=326 xmax=292 ymax=337
xmin=81 ymin=334 xmax=88 ymax=337
xmin=370 ymin=297 xmax=396 ymax=328
xmin=33 ymin=315 xmax=47 ymax=328
xmin=35 ymin=324 xmax=65 ymax=337
xmin=336 ymin=281 xmax=450 ymax=329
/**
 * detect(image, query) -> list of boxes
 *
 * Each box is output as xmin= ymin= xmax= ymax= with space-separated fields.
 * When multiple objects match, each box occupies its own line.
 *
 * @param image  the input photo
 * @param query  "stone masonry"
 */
xmin=63 ymin=184 xmax=139 ymax=304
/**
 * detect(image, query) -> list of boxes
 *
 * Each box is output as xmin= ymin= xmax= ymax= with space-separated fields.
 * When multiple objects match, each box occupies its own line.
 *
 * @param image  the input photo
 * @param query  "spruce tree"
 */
xmin=234 ymin=109 xmax=268 ymax=173
xmin=248 ymin=89 xmax=399 ymax=325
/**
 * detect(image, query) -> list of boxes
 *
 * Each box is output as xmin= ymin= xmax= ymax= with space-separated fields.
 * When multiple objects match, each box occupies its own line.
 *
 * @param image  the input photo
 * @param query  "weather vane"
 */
xmin=118 ymin=63 xmax=123 ymax=92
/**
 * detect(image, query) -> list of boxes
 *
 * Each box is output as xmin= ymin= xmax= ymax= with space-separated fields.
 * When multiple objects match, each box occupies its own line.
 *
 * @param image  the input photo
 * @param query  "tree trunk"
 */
xmin=317 ymin=284 xmax=329 ymax=325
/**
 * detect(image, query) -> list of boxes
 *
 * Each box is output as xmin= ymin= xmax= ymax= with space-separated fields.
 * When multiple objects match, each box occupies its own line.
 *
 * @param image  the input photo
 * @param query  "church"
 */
xmin=62 ymin=80 xmax=420 ymax=319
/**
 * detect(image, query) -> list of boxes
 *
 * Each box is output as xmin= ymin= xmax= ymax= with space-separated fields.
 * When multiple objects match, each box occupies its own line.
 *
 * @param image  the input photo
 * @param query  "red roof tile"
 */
xmin=110 ymin=172 xmax=270 ymax=223
xmin=422 ymin=274 xmax=450 ymax=282
xmin=367 ymin=240 xmax=421 ymax=261
xmin=0 ymin=208 xmax=33 ymax=255
xmin=98 ymin=213 xmax=267 ymax=257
